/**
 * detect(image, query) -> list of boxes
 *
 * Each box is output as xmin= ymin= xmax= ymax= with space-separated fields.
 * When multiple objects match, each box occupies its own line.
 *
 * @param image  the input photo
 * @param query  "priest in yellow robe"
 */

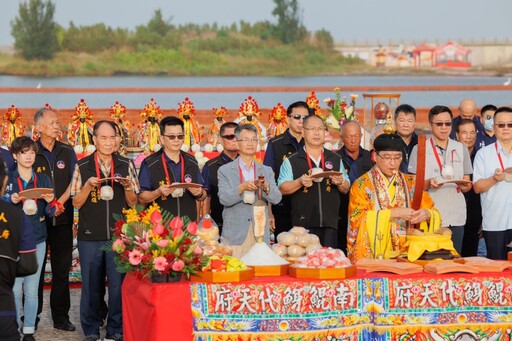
xmin=347 ymin=134 xmax=440 ymax=263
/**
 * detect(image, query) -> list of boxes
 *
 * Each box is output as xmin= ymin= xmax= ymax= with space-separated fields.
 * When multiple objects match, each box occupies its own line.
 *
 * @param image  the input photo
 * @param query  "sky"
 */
xmin=1 ymin=0 xmax=511 ymax=46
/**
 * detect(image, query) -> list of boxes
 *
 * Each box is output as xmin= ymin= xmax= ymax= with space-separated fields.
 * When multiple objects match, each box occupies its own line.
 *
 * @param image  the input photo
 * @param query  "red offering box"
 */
xmin=252 ymin=264 xmax=289 ymax=277
xmin=288 ymin=265 xmax=357 ymax=279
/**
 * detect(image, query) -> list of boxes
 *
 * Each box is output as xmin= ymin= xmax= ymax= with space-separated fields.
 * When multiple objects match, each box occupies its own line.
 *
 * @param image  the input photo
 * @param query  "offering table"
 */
xmin=122 ymin=269 xmax=512 ymax=340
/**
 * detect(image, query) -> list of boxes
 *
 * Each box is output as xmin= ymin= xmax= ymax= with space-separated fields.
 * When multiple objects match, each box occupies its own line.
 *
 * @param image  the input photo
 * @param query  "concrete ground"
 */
xmin=27 ymin=288 xmax=88 ymax=341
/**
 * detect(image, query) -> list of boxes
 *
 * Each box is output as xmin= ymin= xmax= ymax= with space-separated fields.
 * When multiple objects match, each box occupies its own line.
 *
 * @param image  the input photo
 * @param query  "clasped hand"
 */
xmin=392 ymin=207 xmax=430 ymax=224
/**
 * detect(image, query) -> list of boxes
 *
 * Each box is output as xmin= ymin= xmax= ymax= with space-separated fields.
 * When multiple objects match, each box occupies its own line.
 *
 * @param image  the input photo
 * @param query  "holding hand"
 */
xmin=117 ymin=176 xmax=133 ymax=190
xmin=10 ymin=193 xmax=24 ymax=204
xmin=493 ymin=168 xmax=506 ymax=182
xmin=158 ymin=184 xmax=173 ymax=197
xmin=300 ymin=174 xmax=313 ymax=188
xmin=86 ymin=177 xmax=101 ymax=188
xmin=41 ymin=192 xmax=55 ymax=203
xmin=410 ymin=209 xmax=431 ymax=224
xmin=188 ymin=186 xmax=203 ymax=197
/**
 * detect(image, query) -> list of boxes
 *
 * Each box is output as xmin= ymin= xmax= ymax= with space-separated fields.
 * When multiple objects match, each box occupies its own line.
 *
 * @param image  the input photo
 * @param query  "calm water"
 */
xmin=0 ymin=75 xmax=511 ymax=109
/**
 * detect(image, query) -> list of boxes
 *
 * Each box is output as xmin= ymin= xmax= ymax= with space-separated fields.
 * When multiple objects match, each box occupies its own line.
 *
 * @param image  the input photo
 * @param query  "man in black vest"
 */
xmin=138 ymin=116 xmax=206 ymax=221
xmin=33 ymin=107 xmax=78 ymax=332
xmin=278 ymin=115 xmax=350 ymax=248
xmin=264 ymin=101 xmax=312 ymax=237
xmin=0 ymin=155 xmax=37 ymax=341
xmin=71 ymin=121 xmax=139 ymax=341
xmin=201 ymin=122 xmax=238 ymax=232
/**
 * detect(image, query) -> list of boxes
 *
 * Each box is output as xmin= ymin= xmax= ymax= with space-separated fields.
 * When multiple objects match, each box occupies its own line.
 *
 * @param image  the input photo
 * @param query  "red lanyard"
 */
xmin=306 ymin=149 xmax=325 ymax=171
xmin=17 ymin=172 xmax=37 ymax=204
xmin=495 ymin=142 xmax=505 ymax=171
xmin=162 ymin=152 xmax=184 ymax=184
xmin=95 ymin=153 xmax=115 ymax=187
xmin=430 ymin=138 xmax=444 ymax=173
xmin=430 ymin=138 xmax=454 ymax=173
xmin=238 ymin=160 xmax=256 ymax=184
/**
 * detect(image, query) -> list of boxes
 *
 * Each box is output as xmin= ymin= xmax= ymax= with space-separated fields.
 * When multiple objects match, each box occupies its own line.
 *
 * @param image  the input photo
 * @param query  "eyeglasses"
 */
xmin=289 ymin=114 xmax=309 ymax=120
xmin=432 ymin=122 xmax=452 ymax=127
xmin=303 ymin=126 xmax=325 ymax=133
xmin=237 ymin=138 xmax=259 ymax=143
xmin=377 ymin=153 xmax=403 ymax=162
xmin=162 ymin=134 xmax=184 ymax=140
xmin=221 ymin=134 xmax=236 ymax=140
xmin=495 ymin=123 xmax=512 ymax=128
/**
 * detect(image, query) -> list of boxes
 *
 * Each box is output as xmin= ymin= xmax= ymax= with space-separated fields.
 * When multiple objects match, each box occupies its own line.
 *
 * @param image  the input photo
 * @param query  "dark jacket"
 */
xmin=34 ymin=140 xmax=76 ymax=226
xmin=202 ymin=152 xmax=234 ymax=227
xmin=142 ymin=150 xmax=202 ymax=221
xmin=75 ymin=152 xmax=132 ymax=241
xmin=3 ymin=170 xmax=55 ymax=244
xmin=264 ymin=130 xmax=304 ymax=216
xmin=287 ymin=149 xmax=342 ymax=229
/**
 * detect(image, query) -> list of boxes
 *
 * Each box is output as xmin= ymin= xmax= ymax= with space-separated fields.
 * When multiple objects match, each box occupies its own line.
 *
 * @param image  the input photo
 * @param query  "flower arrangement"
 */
xmin=108 ymin=203 xmax=208 ymax=280
xmin=323 ymin=88 xmax=359 ymax=130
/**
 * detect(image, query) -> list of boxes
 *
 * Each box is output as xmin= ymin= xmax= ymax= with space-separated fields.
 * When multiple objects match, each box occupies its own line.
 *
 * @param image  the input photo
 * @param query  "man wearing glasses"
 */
xmin=202 ymin=122 xmax=239 ymax=233
xmin=409 ymin=106 xmax=473 ymax=255
xmin=138 ymin=116 xmax=206 ymax=221
xmin=474 ymin=106 xmax=512 ymax=260
xmin=347 ymin=134 xmax=440 ymax=263
xmin=218 ymin=124 xmax=281 ymax=257
xmin=264 ymin=101 xmax=312 ymax=237
xmin=278 ymin=115 xmax=350 ymax=248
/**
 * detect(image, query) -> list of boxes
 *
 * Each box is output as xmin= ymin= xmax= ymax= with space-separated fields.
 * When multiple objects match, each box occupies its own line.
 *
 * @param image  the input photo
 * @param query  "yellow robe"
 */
xmin=347 ymin=168 xmax=439 ymax=263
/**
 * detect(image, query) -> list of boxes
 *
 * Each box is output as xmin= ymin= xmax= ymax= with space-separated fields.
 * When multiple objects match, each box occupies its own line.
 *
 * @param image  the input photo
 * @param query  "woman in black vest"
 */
xmin=0 ymin=154 xmax=38 ymax=341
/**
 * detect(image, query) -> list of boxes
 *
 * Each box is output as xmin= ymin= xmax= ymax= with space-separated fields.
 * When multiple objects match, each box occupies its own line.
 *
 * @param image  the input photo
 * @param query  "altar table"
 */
xmin=122 ymin=270 xmax=512 ymax=341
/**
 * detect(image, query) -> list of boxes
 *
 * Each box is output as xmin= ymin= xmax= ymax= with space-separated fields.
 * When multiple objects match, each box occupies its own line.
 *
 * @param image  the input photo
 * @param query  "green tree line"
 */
xmin=11 ymin=0 xmax=335 ymax=60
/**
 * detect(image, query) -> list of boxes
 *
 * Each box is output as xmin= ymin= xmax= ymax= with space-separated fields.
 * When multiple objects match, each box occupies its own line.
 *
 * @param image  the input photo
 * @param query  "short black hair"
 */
xmin=493 ymin=106 xmax=512 ymax=122
xmin=302 ymin=114 xmax=324 ymax=127
xmin=220 ymin=122 xmax=238 ymax=136
xmin=456 ymin=118 xmax=477 ymax=133
xmin=287 ymin=101 xmax=311 ymax=116
xmin=159 ymin=116 xmax=184 ymax=135
xmin=429 ymin=105 xmax=453 ymax=122
xmin=93 ymin=120 xmax=117 ymax=136
xmin=10 ymin=136 xmax=38 ymax=155
xmin=481 ymin=104 xmax=497 ymax=114
xmin=394 ymin=104 xmax=416 ymax=119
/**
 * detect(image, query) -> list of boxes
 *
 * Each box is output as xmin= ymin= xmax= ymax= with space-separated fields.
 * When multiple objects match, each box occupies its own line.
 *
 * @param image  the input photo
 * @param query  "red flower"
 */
xmin=150 ymin=210 xmax=162 ymax=224
xmin=187 ymin=221 xmax=198 ymax=235
xmin=153 ymin=223 xmax=164 ymax=236
xmin=172 ymin=227 xmax=183 ymax=239
xmin=170 ymin=217 xmax=183 ymax=231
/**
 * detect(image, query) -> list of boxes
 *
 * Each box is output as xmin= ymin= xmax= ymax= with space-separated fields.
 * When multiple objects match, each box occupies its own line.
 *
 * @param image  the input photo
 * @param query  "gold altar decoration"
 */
xmin=2 ymin=105 xmax=25 ymax=147
xmin=177 ymin=97 xmax=202 ymax=147
xmin=139 ymin=98 xmax=163 ymax=154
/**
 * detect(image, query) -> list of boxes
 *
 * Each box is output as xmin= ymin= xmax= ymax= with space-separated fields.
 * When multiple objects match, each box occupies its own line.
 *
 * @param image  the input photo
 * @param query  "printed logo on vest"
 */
xmin=56 ymin=160 xmax=65 ymax=169
xmin=325 ymin=161 xmax=333 ymax=170
xmin=184 ymin=174 xmax=192 ymax=183
xmin=114 ymin=173 xmax=122 ymax=179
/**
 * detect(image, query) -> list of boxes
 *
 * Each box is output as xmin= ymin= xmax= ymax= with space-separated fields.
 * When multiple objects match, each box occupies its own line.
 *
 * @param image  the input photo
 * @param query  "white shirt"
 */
xmin=409 ymin=137 xmax=472 ymax=227
xmin=473 ymin=141 xmax=512 ymax=231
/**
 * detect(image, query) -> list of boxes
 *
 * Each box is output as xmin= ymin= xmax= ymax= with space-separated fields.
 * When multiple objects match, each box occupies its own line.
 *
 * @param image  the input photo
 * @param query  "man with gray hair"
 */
xmin=337 ymin=120 xmax=372 ymax=183
xmin=218 ymin=124 xmax=281 ymax=257
xmin=33 ymin=107 xmax=78 ymax=332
